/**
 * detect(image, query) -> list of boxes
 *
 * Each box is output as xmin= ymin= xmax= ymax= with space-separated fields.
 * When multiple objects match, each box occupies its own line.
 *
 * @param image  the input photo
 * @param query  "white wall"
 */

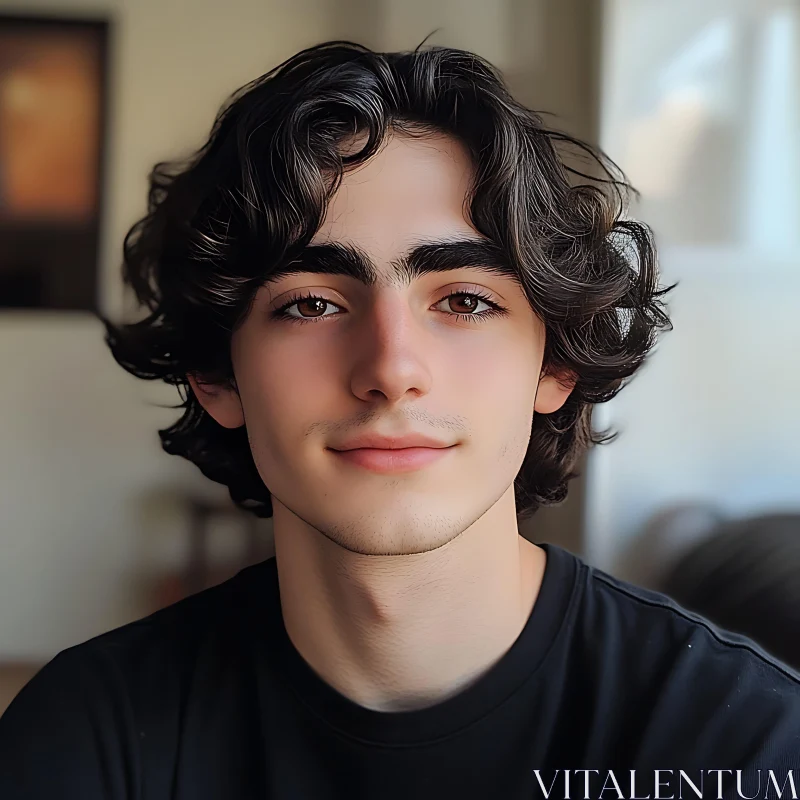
xmin=0 ymin=0 xmax=333 ymax=659
xmin=586 ymin=0 xmax=800 ymax=580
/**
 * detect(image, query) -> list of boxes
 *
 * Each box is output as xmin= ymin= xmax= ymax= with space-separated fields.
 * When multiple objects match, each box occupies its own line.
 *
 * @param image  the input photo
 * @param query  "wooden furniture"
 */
xmin=153 ymin=495 xmax=273 ymax=610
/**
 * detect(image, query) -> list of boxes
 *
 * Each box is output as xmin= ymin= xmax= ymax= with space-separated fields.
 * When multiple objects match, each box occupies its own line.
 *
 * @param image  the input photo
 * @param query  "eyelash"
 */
xmin=270 ymin=289 xmax=509 ymax=326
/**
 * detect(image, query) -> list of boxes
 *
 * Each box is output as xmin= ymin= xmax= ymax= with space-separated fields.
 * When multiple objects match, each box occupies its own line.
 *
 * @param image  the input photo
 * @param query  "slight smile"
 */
xmin=328 ymin=445 xmax=458 ymax=474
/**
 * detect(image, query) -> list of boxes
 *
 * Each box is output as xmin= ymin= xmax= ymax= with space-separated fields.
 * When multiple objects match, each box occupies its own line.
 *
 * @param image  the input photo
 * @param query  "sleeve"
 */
xmin=0 ymin=647 xmax=138 ymax=800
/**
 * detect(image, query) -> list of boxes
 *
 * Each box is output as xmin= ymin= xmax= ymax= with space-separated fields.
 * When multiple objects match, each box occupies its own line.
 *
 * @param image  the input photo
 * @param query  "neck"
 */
xmin=271 ymin=490 xmax=547 ymax=712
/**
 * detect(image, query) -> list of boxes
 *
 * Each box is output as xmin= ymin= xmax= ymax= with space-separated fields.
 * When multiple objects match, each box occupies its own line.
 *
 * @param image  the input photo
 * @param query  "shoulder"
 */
xmin=0 ymin=561 xmax=270 ymax=797
xmin=31 ymin=562 xmax=253 ymax=694
xmin=581 ymin=557 xmax=800 ymax=684
xmin=10 ymin=556 xmax=270 ymax=702
xmin=568 ymin=550 xmax=800 ymax=765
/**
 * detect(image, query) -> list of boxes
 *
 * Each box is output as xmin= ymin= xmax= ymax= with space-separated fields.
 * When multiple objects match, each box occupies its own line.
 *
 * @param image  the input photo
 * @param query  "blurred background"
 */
xmin=1 ymin=0 xmax=799 ymax=711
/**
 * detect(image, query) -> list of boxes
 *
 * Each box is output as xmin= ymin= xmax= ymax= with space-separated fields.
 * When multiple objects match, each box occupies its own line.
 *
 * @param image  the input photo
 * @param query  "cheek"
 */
xmin=234 ymin=335 xmax=338 ymax=447
xmin=456 ymin=334 xmax=539 ymax=409
xmin=457 ymin=337 xmax=538 ymax=460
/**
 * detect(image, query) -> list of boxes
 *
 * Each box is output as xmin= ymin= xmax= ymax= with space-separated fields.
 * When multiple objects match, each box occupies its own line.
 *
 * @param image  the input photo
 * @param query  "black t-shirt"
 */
xmin=1 ymin=543 xmax=799 ymax=799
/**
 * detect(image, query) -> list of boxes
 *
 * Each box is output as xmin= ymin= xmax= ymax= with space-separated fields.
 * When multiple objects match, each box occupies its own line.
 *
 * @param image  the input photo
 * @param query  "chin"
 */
xmin=323 ymin=511 xmax=470 ymax=557
xmin=327 ymin=537 xmax=455 ymax=557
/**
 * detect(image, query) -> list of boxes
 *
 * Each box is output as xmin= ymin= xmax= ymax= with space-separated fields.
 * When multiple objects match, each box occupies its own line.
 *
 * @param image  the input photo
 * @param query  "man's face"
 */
xmin=198 ymin=132 xmax=569 ymax=556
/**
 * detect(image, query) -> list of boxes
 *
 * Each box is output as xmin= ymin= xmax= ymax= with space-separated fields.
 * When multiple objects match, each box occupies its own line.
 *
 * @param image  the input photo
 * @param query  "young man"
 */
xmin=1 ymin=41 xmax=798 ymax=800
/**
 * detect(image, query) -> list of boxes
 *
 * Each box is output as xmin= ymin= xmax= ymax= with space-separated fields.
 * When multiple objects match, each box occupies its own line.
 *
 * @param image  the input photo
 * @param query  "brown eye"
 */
xmin=295 ymin=298 xmax=328 ymax=318
xmin=279 ymin=296 xmax=344 ymax=320
xmin=432 ymin=291 xmax=506 ymax=323
xmin=446 ymin=294 xmax=481 ymax=314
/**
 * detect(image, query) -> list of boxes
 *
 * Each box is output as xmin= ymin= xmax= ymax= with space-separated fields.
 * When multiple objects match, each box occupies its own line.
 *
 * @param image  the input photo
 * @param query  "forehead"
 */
xmin=265 ymin=132 xmax=524 ymax=292
xmin=311 ymin=132 xmax=479 ymax=260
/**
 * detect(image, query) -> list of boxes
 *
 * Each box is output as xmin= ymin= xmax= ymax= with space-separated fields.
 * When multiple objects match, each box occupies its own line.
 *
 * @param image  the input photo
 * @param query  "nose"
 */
xmin=347 ymin=292 xmax=434 ymax=404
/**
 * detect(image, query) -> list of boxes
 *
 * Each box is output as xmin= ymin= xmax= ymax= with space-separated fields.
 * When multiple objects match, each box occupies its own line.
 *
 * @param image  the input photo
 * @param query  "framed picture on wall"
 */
xmin=0 ymin=13 xmax=110 ymax=311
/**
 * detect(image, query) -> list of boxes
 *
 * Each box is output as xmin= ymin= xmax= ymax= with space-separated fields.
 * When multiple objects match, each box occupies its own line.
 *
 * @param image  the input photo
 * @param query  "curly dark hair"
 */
xmin=101 ymin=40 xmax=674 ymax=522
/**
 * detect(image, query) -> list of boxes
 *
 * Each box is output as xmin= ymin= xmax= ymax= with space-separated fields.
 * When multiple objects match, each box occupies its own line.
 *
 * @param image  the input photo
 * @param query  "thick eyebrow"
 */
xmin=265 ymin=239 xmax=521 ymax=289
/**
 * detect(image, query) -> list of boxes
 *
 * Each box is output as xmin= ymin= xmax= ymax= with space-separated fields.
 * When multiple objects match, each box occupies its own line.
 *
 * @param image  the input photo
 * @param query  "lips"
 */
xmin=329 ymin=444 xmax=457 ymax=474
xmin=332 ymin=432 xmax=453 ymax=451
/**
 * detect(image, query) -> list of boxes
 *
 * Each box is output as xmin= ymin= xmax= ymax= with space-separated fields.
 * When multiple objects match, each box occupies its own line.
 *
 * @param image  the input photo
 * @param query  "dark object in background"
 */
xmin=662 ymin=512 xmax=800 ymax=671
xmin=0 ymin=13 xmax=110 ymax=311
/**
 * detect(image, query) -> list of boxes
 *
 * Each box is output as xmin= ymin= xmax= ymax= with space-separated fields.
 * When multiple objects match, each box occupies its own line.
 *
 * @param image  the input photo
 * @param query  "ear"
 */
xmin=187 ymin=373 xmax=245 ymax=429
xmin=534 ymin=368 xmax=577 ymax=415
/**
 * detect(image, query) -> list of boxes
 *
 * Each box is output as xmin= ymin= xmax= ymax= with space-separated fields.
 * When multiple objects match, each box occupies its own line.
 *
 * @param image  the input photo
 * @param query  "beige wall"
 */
xmin=1 ymin=0 xmax=599 ymax=659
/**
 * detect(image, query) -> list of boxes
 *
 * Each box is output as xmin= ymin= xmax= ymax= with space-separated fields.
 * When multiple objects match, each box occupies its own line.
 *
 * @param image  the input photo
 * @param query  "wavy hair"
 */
xmin=101 ymin=40 xmax=674 ymax=521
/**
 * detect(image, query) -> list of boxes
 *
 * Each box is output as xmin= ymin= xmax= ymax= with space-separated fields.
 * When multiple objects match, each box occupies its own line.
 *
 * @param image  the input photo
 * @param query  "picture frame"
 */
xmin=0 ymin=13 xmax=110 ymax=311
